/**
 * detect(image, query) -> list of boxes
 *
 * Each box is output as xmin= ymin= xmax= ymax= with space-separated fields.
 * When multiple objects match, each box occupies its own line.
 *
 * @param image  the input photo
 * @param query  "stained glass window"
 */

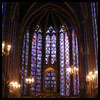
xmin=45 ymin=35 xmax=50 ymax=64
xmin=76 ymin=36 xmax=79 ymax=94
xmin=2 ymin=2 xmax=6 ymax=27
xmin=51 ymin=34 xmax=56 ymax=64
xmin=72 ymin=29 xmax=79 ymax=95
xmin=60 ymin=25 xmax=70 ymax=96
xmin=24 ymin=30 xmax=29 ymax=95
xmin=21 ymin=29 xmax=29 ymax=95
xmin=45 ymin=26 xmax=56 ymax=64
xmin=2 ymin=2 xmax=6 ymax=36
xmin=21 ymin=26 xmax=42 ymax=96
xmin=20 ymin=25 xmax=80 ymax=96
xmin=72 ymin=29 xmax=76 ymax=95
xmin=91 ymin=2 xmax=98 ymax=84
xmin=31 ymin=26 xmax=42 ymax=95
xmin=45 ymin=71 xmax=56 ymax=92
xmin=21 ymin=35 xmax=25 ymax=94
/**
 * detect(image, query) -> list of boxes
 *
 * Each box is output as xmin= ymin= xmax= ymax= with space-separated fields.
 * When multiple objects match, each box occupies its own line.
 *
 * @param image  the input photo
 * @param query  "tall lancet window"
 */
xmin=2 ymin=2 xmax=6 ymax=35
xmin=2 ymin=2 xmax=6 ymax=27
xmin=60 ymin=25 xmax=70 ymax=96
xmin=21 ymin=35 xmax=25 ymax=95
xmin=21 ymin=29 xmax=29 ymax=95
xmin=45 ymin=26 xmax=56 ymax=64
xmin=45 ymin=71 xmax=56 ymax=92
xmin=91 ymin=2 xmax=98 ymax=83
xmin=31 ymin=26 xmax=42 ymax=95
xmin=72 ymin=29 xmax=79 ymax=95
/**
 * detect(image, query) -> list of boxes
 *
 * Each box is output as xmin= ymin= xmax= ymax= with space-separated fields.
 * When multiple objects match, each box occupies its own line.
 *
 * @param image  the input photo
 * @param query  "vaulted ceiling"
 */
xmin=9 ymin=2 xmax=89 ymax=40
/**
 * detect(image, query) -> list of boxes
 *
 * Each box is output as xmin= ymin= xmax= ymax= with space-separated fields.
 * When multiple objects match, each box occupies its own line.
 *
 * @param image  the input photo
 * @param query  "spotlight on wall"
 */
xmin=2 ymin=41 xmax=11 ymax=56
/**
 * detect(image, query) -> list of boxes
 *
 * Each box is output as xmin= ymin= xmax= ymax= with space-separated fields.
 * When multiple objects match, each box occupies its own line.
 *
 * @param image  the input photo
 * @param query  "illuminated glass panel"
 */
xmin=36 ymin=32 xmax=42 ymax=93
xmin=72 ymin=29 xmax=79 ymax=95
xmin=24 ymin=30 xmax=29 ymax=95
xmin=21 ymin=30 xmax=30 ymax=95
xmin=60 ymin=26 xmax=70 ymax=96
xmin=46 ymin=29 xmax=50 ymax=34
xmin=31 ymin=26 xmax=42 ymax=95
xmin=91 ymin=2 xmax=98 ymax=84
xmin=72 ymin=29 xmax=76 ymax=95
xmin=2 ymin=2 xmax=6 ymax=36
xmin=2 ymin=2 xmax=6 ymax=27
xmin=60 ymin=32 xmax=65 ymax=95
xmin=31 ymin=32 xmax=37 ymax=94
xmin=65 ymin=32 xmax=70 ymax=96
xmin=76 ymin=37 xmax=79 ymax=94
xmin=45 ymin=26 xmax=56 ymax=64
xmin=21 ymin=35 xmax=25 ymax=94
xmin=51 ymin=34 xmax=56 ymax=64
xmin=45 ymin=35 xmax=50 ymax=64
xmin=45 ymin=71 xmax=56 ymax=92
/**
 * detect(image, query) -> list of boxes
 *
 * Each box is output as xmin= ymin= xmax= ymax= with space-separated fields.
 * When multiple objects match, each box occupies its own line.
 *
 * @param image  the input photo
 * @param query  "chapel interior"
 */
xmin=2 ymin=2 xmax=98 ymax=98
